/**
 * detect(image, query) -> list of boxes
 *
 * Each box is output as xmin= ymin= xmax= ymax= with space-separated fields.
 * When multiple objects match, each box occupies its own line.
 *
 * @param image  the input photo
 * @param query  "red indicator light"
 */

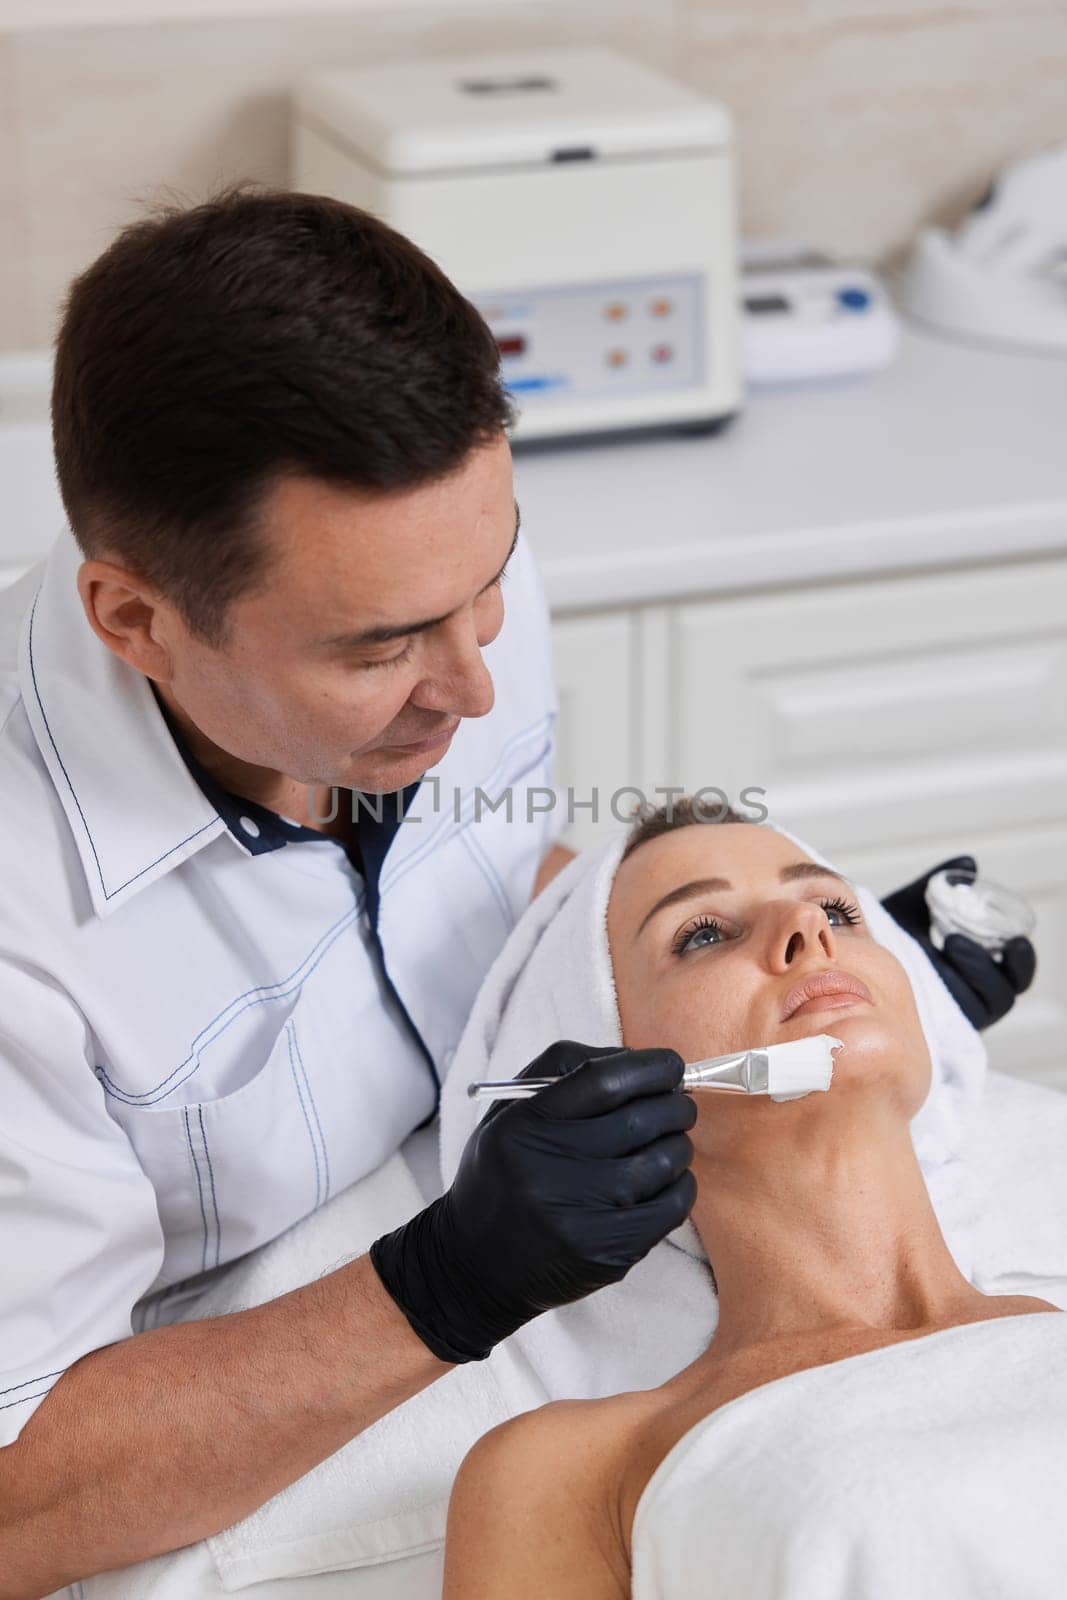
xmin=496 ymin=334 xmax=527 ymax=357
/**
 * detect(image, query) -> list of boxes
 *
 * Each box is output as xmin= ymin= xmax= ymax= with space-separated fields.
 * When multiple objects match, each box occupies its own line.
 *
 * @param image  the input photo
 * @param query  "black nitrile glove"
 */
xmin=370 ymin=1039 xmax=697 ymax=1364
xmin=881 ymin=855 xmax=1037 ymax=1030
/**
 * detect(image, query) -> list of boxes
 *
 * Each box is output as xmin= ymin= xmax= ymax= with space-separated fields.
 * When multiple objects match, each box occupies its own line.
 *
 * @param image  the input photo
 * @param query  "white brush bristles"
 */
xmin=765 ymin=1034 xmax=842 ymax=1102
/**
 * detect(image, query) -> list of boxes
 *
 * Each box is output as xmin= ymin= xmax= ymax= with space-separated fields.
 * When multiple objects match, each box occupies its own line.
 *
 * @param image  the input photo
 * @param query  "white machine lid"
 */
xmin=293 ymin=47 xmax=731 ymax=175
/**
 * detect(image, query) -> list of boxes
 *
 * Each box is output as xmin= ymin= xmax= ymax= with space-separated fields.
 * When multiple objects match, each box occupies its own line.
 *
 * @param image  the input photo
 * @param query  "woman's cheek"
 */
xmin=657 ymin=971 xmax=750 ymax=1063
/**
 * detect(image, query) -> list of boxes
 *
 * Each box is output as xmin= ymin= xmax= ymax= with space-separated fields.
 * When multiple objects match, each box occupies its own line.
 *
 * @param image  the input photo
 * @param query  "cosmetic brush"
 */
xmin=468 ymin=1034 xmax=842 ymax=1105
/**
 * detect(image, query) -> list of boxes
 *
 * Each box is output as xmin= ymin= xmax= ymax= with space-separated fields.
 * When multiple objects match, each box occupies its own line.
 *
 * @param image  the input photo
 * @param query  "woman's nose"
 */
xmin=767 ymin=901 xmax=837 ymax=972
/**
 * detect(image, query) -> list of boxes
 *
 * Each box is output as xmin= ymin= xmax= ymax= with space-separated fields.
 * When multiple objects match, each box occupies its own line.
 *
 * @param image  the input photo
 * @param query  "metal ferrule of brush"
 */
xmin=682 ymin=1049 xmax=771 ymax=1094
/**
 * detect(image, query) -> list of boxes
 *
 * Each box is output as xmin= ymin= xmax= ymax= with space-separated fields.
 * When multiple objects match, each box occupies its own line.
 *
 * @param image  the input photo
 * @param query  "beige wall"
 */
xmin=1 ymin=0 xmax=1066 ymax=349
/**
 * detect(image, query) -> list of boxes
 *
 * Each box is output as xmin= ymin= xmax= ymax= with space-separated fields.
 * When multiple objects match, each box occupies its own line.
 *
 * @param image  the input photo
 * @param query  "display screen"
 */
xmin=744 ymin=294 xmax=791 ymax=315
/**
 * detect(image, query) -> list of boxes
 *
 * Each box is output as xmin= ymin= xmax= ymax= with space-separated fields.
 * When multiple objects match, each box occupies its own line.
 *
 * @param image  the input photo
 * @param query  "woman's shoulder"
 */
xmin=443 ymin=1392 xmax=651 ymax=1600
xmin=455 ymin=1388 xmax=655 ymax=1472
xmin=451 ymin=1393 xmax=637 ymax=1487
xmin=984 ymin=1294 xmax=1063 ymax=1316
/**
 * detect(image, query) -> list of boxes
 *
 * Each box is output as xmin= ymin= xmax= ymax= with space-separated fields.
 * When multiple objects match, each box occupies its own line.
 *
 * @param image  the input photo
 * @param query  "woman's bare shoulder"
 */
xmin=443 ymin=1393 xmax=647 ymax=1600
xmin=983 ymin=1294 xmax=1063 ymax=1317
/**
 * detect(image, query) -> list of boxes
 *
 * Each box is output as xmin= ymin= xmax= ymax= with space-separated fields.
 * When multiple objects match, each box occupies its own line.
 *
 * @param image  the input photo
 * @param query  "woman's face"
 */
xmin=607 ymin=824 xmax=932 ymax=1123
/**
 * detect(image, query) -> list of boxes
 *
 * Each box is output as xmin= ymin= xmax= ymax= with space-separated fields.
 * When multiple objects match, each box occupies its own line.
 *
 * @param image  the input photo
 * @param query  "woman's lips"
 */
xmin=780 ymin=969 xmax=874 ymax=1022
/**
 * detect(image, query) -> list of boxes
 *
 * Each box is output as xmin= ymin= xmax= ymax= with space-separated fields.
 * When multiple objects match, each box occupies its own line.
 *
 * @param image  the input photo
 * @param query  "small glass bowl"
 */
xmin=925 ymin=865 xmax=1036 ymax=955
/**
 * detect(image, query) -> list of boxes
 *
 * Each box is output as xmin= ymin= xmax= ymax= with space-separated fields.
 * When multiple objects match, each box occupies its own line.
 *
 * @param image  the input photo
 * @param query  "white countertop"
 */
xmin=4 ymin=323 xmax=1067 ymax=605
xmin=516 ymin=322 xmax=1067 ymax=611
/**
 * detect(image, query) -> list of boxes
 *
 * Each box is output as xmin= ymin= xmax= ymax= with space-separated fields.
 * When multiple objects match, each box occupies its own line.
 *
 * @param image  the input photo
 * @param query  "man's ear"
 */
xmin=77 ymin=559 xmax=175 ymax=681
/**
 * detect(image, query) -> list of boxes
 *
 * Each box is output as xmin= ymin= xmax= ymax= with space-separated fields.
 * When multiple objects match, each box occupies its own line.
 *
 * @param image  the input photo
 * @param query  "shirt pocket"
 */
xmin=110 ymin=1004 xmax=330 ymax=1285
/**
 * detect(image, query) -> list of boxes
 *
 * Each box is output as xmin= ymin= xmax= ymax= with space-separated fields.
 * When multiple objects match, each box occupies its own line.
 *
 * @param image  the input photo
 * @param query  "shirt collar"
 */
xmin=19 ymin=526 xmax=240 ymax=919
xmin=19 ymin=525 xmax=418 ymax=919
xmin=149 ymin=683 xmax=324 ymax=857
xmin=151 ymin=682 xmax=420 ymax=902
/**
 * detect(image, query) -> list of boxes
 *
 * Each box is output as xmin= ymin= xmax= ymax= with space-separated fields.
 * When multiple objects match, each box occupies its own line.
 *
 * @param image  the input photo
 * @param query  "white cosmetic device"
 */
xmin=899 ymin=142 xmax=1067 ymax=357
xmin=291 ymin=47 xmax=741 ymax=446
xmin=741 ymin=241 xmax=901 ymax=386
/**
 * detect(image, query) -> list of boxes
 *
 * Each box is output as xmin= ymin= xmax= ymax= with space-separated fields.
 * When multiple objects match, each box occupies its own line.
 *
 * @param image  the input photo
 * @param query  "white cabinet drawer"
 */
xmin=669 ymin=557 xmax=1067 ymax=854
xmin=551 ymin=610 xmax=636 ymax=849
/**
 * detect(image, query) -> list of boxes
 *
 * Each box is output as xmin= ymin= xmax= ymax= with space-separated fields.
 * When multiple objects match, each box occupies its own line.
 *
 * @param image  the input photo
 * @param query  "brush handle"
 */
xmin=467 ymin=1075 xmax=751 ymax=1102
xmin=467 ymin=1079 xmax=557 ymax=1100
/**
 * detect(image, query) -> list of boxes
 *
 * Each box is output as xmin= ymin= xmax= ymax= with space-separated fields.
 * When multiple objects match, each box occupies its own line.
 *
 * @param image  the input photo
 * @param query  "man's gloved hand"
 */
xmin=370 ymin=1039 xmax=697 ymax=1364
xmin=881 ymin=854 xmax=1036 ymax=1030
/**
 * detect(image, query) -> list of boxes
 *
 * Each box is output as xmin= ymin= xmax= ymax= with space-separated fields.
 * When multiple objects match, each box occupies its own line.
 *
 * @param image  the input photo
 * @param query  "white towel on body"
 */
xmin=438 ymin=821 xmax=996 ymax=1400
xmin=630 ymin=1309 xmax=1067 ymax=1599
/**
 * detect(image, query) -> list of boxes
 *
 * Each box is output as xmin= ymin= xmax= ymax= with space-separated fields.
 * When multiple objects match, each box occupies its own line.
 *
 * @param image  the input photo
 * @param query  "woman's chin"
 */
xmin=816 ymin=1010 xmax=887 ymax=1060
xmin=816 ymin=1013 xmax=927 ymax=1104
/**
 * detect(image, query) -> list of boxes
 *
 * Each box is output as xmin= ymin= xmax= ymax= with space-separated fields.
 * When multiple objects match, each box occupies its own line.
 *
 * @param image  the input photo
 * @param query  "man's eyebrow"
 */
xmin=634 ymin=861 xmax=851 ymax=939
xmin=317 ymin=500 xmax=521 ymax=649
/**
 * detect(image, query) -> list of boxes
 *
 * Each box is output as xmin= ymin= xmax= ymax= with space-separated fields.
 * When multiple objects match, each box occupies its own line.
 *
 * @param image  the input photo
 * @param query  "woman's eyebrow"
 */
xmin=635 ymin=877 xmax=732 ymax=938
xmin=779 ymin=862 xmax=851 ymax=888
xmin=634 ymin=862 xmax=852 ymax=940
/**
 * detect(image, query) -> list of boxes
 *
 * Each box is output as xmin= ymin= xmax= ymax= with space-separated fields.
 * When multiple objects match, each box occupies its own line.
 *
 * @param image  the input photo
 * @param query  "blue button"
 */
xmin=837 ymin=285 xmax=872 ymax=311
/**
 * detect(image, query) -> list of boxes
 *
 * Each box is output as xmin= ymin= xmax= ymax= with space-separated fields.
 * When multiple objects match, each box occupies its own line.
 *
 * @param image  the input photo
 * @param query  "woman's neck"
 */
xmin=689 ymin=1092 xmax=981 ymax=1355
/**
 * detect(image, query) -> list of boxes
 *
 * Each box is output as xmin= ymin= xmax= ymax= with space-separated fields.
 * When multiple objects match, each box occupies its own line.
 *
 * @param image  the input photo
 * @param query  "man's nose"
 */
xmin=416 ymin=625 xmax=495 ymax=720
xmin=768 ymin=902 xmax=837 ymax=971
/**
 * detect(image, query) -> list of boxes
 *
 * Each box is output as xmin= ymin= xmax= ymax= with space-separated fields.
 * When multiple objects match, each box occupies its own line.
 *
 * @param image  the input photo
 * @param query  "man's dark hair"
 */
xmin=622 ymin=795 xmax=749 ymax=861
xmin=51 ymin=183 xmax=516 ymax=645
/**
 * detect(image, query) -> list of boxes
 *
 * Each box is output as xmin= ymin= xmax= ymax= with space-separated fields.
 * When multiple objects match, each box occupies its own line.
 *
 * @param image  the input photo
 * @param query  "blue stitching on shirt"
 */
xmin=197 ymin=1104 xmax=222 ymax=1270
xmin=287 ymin=1021 xmax=322 ymax=1209
xmin=183 ymin=1107 xmax=210 ymax=1275
xmin=378 ymin=714 xmax=550 ymax=892
xmin=0 ymin=1367 xmax=65 ymax=1396
xmin=474 ymin=743 xmax=552 ymax=920
xmin=98 ymin=902 xmax=363 ymax=1104
xmin=380 ymin=716 xmax=553 ymax=896
xmin=394 ymin=718 xmax=552 ymax=891
xmin=27 ymin=591 xmax=219 ymax=901
xmin=460 ymin=825 xmax=513 ymax=930
xmin=291 ymin=1024 xmax=330 ymax=1202
xmin=0 ymin=1383 xmax=58 ymax=1412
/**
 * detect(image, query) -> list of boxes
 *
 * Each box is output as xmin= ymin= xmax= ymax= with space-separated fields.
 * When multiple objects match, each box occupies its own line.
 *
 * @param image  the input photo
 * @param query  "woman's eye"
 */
xmin=820 ymin=895 xmax=862 ymax=927
xmin=671 ymin=916 xmax=727 ymax=957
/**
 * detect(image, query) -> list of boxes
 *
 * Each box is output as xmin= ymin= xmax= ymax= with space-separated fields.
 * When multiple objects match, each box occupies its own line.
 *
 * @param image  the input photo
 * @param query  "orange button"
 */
xmin=604 ymin=302 xmax=629 ymax=322
xmin=605 ymin=348 xmax=629 ymax=367
xmin=649 ymin=297 xmax=674 ymax=317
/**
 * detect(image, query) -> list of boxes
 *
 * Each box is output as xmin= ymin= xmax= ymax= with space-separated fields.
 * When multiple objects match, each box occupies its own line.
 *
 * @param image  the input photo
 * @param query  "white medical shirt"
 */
xmin=0 ymin=522 xmax=558 ymax=1447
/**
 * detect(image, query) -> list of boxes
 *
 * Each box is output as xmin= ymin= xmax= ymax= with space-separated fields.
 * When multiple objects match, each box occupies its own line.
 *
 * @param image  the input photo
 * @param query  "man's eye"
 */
xmin=671 ymin=916 xmax=726 ymax=957
xmin=364 ymin=639 xmax=416 ymax=671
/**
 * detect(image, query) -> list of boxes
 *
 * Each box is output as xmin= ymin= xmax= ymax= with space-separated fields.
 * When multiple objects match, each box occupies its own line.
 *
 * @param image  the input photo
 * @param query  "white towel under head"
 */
xmin=438 ymin=820 xmax=991 ymax=1397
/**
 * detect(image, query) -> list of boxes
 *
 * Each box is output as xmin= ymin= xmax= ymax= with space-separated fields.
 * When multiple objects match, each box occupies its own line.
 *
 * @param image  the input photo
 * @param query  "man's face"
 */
xmin=153 ymin=433 xmax=516 ymax=794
